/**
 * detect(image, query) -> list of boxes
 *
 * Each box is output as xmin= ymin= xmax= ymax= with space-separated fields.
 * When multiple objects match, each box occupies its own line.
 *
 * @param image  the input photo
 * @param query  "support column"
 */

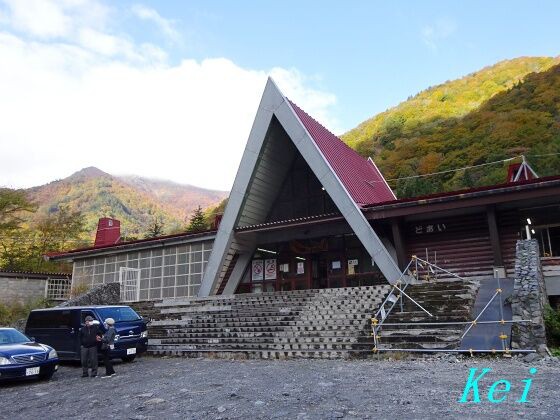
xmin=486 ymin=206 xmax=504 ymax=275
xmin=391 ymin=218 xmax=408 ymax=271
xmin=222 ymin=251 xmax=254 ymax=295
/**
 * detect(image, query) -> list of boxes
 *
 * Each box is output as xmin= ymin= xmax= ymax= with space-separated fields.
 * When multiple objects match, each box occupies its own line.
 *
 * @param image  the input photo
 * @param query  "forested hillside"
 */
xmin=0 ymin=168 xmax=227 ymax=272
xmin=342 ymin=56 xmax=560 ymax=197
xmin=26 ymin=167 xmax=228 ymax=239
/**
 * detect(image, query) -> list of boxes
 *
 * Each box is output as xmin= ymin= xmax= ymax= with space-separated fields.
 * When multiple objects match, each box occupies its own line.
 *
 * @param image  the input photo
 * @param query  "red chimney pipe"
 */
xmin=94 ymin=218 xmax=121 ymax=247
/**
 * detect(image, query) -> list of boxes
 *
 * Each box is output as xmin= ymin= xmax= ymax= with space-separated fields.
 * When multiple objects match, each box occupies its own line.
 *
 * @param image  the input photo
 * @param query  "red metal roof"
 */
xmin=361 ymin=173 xmax=560 ymax=210
xmin=288 ymin=99 xmax=396 ymax=207
xmin=46 ymin=229 xmax=217 ymax=260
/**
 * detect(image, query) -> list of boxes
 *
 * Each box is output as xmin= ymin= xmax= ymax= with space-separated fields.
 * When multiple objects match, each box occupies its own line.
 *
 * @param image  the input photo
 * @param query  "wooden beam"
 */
xmin=486 ymin=206 xmax=503 ymax=267
xmin=391 ymin=218 xmax=408 ymax=270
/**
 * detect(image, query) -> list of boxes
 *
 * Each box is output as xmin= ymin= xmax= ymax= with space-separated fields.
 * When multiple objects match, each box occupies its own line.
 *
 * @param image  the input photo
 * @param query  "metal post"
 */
xmin=496 ymin=277 xmax=506 ymax=351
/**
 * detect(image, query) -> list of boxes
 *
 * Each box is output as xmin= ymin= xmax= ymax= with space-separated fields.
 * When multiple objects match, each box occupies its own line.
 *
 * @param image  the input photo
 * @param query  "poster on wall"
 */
xmin=347 ymin=259 xmax=358 ymax=275
xmin=297 ymin=261 xmax=305 ymax=274
xmin=252 ymin=260 xmax=264 ymax=281
xmin=264 ymin=259 xmax=277 ymax=280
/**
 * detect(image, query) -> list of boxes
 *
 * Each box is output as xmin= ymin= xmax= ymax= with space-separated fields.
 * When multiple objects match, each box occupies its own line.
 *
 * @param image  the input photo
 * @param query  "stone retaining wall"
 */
xmin=0 ymin=276 xmax=47 ymax=305
xmin=511 ymin=239 xmax=548 ymax=354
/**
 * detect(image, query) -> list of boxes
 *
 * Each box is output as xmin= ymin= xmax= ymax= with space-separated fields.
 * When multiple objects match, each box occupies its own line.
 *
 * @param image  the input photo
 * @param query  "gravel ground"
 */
xmin=1 ymin=355 xmax=558 ymax=419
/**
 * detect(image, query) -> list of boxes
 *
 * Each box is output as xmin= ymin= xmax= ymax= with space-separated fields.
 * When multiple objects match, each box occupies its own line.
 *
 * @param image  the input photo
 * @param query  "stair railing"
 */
xmin=371 ymin=255 xmax=467 ymax=352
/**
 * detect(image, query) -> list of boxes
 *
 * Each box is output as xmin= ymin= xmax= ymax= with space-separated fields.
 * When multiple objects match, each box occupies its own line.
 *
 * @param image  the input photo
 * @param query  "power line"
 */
xmin=530 ymin=152 xmax=560 ymax=157
xmin=369 ymin=155 xmax=521 ymax=184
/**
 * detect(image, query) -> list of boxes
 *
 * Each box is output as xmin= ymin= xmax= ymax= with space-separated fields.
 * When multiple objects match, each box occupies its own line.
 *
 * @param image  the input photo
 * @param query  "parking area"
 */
xmin=1 ymin=356 xmax=559 ymax=419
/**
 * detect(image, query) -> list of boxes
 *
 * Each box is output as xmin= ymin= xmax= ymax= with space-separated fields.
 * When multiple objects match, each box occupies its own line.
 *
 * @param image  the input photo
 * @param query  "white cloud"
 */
xmin=1 ymin=0 xmax=109 ymax=39
xmin=0 ymin=1 xmax=338 ymax=191
xmin=421 ymin=18 xmax=457 ymax=51
xmin=131 ymin=4 xmax=179 ymax=42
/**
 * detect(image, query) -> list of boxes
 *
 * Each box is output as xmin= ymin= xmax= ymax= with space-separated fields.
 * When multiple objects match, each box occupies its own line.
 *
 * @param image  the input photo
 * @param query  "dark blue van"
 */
xmin=25 ymin=306 xmax=148 ymax=362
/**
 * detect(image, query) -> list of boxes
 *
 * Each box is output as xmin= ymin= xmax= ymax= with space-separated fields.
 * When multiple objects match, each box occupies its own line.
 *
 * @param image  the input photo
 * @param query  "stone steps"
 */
xmin=372 ymin=280 xmax=478 ymax=352
xmin=147 ymin=349 xmax=356 ymax=359
xmin=144 ymin=285 xmax=391 ymax=359
xmin=142 ymin=279 xmax=479 ymax=358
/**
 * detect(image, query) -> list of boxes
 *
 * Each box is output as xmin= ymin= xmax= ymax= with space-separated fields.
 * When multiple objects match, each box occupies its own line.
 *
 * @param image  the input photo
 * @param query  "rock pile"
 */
xmin=59 ymin=282 xmax=121 ymax=307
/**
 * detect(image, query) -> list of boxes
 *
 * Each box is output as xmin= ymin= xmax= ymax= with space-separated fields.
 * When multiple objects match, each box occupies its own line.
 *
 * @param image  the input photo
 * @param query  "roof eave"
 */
xmin=47 ymin=231 xmax=217 ymax=262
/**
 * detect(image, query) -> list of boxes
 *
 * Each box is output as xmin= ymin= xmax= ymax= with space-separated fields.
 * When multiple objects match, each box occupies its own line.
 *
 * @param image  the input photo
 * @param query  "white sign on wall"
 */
xmin=264 ymin=259 xmax=277 ymax=280
xmin=252 ymin=260 xmax=264 ymax=281
xmin=348 ymin=259 xmax=359 ymax=266
xmin=297 ymin=261 xmax=305 ymax=274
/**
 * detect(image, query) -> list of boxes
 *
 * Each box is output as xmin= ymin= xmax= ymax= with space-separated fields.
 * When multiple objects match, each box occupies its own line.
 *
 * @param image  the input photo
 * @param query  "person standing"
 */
xmin=80 ymin=315 xmax=101 ymax=378
xmin=101 ymin=318 xmax=117 ymax=378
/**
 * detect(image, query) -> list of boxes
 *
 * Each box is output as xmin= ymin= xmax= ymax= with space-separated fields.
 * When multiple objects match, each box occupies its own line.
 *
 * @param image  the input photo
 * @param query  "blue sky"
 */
xmin=0 ymin=0 xmax=558 ymax=190
xmin=124 ymin=0 xmax=560 ymax=129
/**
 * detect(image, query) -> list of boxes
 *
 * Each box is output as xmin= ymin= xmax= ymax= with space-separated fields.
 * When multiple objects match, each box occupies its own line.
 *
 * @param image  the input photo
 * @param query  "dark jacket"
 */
xmin=80 ymin=324 xmax=100 ymax=348
xmin=102 ymin=326 xmax=116 ymax=347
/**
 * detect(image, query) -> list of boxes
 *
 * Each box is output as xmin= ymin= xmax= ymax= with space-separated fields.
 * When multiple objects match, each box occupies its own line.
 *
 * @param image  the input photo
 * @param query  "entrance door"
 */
xmin=327 ymin=254 xmax=346 ymax=288
xmin=119 ymin=267 xmax=141 ymax=302
xmin=277 ymin=258 xmax=311 ymax=291
xmin=28 ymin=309 xmax=79 ymax=359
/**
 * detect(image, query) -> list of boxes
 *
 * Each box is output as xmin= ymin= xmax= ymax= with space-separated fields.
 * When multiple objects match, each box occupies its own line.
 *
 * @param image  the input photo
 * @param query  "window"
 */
xmin=80 ymin=310 xmax=97 ymax=325
xmin=0 ymin=329 xmax=31 ymax=344
xmin=536 ymin=226 xmax=560 ymax=257
xmin=71 ymin=240 xmax=213 ymax=301
xmin=45 ymin=278 xmax=71 ymax=300
xmin=96 ymin=307 xmax=141 ymax=323
xmin=27 ymin=310 xmax=73 ymax=329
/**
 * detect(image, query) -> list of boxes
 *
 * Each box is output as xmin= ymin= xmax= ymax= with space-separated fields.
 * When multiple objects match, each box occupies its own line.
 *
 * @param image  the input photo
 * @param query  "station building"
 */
xmin=48 ymin=79 xmax=560 ymax=306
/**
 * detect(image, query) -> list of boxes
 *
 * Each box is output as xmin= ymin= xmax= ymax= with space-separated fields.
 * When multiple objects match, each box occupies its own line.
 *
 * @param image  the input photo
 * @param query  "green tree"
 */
xmin=186 ymin=206 xmax=207 ymax=233
xmin=0 ymin=188 xmax=36 ymax=232
xmin=145 ymin=214 xmax=165 ymax=238
xmin=0 ymin=189 xmax=37 ymax=271
xmin=34 ymin=206 xmax=87 ymax=263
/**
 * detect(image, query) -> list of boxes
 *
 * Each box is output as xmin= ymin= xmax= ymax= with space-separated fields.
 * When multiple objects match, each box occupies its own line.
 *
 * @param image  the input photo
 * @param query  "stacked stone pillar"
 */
xmin=511 ymin=239 xmax=549 ymax=354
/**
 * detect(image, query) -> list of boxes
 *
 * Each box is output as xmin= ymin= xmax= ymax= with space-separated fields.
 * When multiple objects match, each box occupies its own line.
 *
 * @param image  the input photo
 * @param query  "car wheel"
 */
xmin=121 ymin=355 xmax=136 ymax=363
xmin=39 ymin=371 xmax=54 ymax=381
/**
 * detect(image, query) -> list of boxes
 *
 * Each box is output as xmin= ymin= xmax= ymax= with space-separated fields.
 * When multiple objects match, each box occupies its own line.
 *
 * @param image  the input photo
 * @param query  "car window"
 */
xmin=80 ymin=310 xmax=97 ymax=325
xmin=96 ymin=307 xmax=141 ymax=323
xmin=27 ymin=310 xmax=73 ymax=329
xmin=0 ymin=329 xmax=31 ymax=344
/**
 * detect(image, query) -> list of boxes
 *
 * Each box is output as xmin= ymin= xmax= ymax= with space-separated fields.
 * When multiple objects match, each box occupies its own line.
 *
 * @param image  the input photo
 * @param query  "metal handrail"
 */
xmin=371 ymin=256 xmax=468 ymax=352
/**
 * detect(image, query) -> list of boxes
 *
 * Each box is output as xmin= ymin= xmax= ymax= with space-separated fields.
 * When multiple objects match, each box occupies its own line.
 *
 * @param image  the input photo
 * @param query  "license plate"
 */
xmin=126 ymin=348 xmax=136 ymax=355
xmin=26 ymin=367 xmax=40 ymax=376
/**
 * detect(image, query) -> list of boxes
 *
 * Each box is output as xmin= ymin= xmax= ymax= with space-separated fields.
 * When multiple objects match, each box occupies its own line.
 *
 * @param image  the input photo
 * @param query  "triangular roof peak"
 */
xmin=199 ymin=79 xmax=402 ymax=296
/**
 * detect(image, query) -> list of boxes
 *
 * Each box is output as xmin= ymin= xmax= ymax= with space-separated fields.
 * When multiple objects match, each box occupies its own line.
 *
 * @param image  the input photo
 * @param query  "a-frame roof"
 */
xmin=288 ymin=100 xmax=396 ymax=206
xmin=199 ymin=78 xmax=402 ymax=296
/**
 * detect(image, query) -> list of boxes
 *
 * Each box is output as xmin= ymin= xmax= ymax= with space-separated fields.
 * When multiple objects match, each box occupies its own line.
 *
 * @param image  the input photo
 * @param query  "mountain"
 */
xmin=119 ymin=175 xmax=226 ymax=221
xmin=342 ymin=56 xmax=560 ymax=197
xmin=25 ymin=167 xmax=229 ymax=239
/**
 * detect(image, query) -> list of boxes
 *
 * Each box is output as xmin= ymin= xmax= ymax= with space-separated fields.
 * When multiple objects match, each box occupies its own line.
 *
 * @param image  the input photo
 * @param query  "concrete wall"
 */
xmin=0 ymin=276 xmax=47 ymax=305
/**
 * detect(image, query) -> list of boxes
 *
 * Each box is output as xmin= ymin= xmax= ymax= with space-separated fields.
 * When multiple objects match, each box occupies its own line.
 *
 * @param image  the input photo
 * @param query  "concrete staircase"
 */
xmin=132 ymin=279 xmax=479 ymax=358
xmin=372 ymin=279 xmax=479 ymax=351
xmin=146 ymin=285 xmax=391 ymax=359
